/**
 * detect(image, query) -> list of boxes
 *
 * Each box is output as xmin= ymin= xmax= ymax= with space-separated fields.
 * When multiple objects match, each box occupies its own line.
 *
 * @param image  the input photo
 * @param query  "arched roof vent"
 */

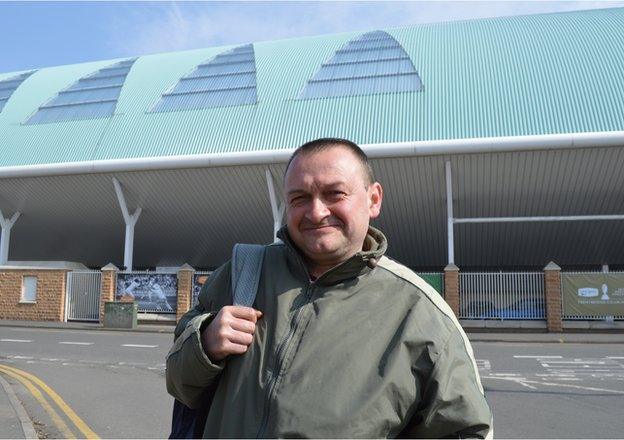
xmin=152 ymin=44 xmax=257 ymax=112
xmin=27 ymin=58 xmax=136 ymax=124
xmin=298 ymin=30 xmax=422 ymax=99
xmin=0 ymin=70 xmax=37 ymax=113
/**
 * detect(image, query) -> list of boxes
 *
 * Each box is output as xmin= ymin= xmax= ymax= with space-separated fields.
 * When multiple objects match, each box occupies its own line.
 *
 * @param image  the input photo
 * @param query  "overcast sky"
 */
xmin=2 ymin=1 xmax=624 ymax=73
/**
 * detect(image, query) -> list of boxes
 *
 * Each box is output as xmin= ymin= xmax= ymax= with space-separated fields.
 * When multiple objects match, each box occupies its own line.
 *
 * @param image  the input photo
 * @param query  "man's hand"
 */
xmin=201 ymin=306 xmax=263 ymax=362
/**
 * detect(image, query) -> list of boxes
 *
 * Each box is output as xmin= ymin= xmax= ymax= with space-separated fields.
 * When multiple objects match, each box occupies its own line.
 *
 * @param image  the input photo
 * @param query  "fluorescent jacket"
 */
xmin=166 ymin=226 xmax=493 ymax=438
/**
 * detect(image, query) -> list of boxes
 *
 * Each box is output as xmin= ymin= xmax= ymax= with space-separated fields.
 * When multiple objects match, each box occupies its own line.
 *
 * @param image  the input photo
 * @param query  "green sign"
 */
xmin=418 ymin=273 xmax=444 ymax=297
xmin=562 ymin=274 xmax=624 ymax=316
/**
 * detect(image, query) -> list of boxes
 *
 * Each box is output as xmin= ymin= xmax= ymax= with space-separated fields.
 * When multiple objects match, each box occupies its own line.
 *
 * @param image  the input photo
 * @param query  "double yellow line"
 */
xmin=0 ymin=363 xmax=99 ymax=439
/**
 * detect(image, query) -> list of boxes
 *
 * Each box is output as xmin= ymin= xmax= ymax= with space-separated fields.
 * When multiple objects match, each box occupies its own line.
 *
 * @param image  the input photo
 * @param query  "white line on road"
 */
xmin=0 ymin=339 xmax=33 ymax=343
xmin=544 ymin=361 xmax=606 ymax=364
xmin=59 ymin=341 xmax=94 ymax=345
xmin=9 ymin=355 xmax=34 ymax=359
xmin=121 ymin=344 xmax=158 ymax=348
xmin=514 ymin=355 xmax=562 ymax=359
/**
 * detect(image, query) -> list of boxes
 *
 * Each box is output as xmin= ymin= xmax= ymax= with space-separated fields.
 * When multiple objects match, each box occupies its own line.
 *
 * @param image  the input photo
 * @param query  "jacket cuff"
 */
xmin=167 ymin=313 xmax=225 ymax=376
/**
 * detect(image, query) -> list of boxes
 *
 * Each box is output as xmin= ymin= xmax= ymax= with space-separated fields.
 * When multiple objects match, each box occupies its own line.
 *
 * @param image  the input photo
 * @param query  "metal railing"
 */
xmin=65 ymin=271 xmax=102 ymax=322
xmin=459 ymin=272 xmax=545 ymax=320
xmin=561 ymin=271 xmax=624 ymax=321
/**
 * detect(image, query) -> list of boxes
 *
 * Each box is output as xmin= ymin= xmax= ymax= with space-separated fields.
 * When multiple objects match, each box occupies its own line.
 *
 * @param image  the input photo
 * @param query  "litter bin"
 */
xmin=104 ymin=301 xmax=138 ymax=329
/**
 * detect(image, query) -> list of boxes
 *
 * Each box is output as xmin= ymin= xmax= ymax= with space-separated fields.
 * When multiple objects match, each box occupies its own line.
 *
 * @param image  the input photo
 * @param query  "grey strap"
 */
xmin=231 ymin=243 xmax=265 ymax=307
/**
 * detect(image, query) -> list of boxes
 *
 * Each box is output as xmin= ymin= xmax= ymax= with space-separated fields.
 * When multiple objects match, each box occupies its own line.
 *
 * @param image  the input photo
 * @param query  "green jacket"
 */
xmin=166 ymin=227 xmax=493 ymax=438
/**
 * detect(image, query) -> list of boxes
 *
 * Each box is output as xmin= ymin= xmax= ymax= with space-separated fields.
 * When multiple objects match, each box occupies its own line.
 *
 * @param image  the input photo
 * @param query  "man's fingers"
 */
xmin=229 ymin=306 xmax=263 ymax=323
xmin=230 ymin=318 xmax=256 ymax=334
xmin=226 ymin=342 xmax=249 ymax=356
xmin=228 ymin=330 xmax=254 ymax=346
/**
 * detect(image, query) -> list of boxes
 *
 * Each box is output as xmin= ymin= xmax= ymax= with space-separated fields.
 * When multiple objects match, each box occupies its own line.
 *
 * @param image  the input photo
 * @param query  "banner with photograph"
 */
xmin=562 ymin=273 xmax=624 ymax=316
xmin=192 ymin=273 xmax=212 ymax=307
xmin=116 ymin=273 xmax=178 ymax=314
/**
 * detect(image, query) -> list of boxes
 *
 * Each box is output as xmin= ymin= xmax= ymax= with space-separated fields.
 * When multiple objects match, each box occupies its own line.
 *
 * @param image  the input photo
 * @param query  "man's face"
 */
xmin=284 ymin=146 xmax=383 ymax=270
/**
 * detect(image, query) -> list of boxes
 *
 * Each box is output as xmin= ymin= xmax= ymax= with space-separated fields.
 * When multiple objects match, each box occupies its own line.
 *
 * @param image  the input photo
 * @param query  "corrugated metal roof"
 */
xmin=1 ymin=8 xmax=624 ymax=167
xmin=3 ymin=147 xmax=624 ymax=269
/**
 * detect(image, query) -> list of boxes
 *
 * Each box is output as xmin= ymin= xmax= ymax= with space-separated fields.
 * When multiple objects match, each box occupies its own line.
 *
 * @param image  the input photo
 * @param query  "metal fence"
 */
xmin=561 ymin=271 xmax=624 ymax=321
xmin=459 ymin=272 xmax=545 ymax=320
xmin=193 ymin=271 xmax=213 ymax=307
xmin=66 ymin=271 xmax=102 ymax=322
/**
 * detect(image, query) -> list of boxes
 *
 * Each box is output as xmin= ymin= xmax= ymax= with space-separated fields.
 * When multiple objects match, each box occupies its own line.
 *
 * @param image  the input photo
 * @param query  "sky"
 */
xmin=2 ymin=0 xmax=624 ymax=74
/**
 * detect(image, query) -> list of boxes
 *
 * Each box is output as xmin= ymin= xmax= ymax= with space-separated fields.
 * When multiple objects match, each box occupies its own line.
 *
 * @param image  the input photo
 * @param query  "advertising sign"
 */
xmin=116 ymin=273 xmax=178 ymax=313
xmin=562 ymin=273 xmax=624 ymax=317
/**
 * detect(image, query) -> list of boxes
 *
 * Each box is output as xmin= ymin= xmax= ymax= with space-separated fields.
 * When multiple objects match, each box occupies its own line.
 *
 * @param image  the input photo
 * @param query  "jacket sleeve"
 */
xmin=165 ymin=262 xmax=232 ymax=409
xmin=400 ymin=329 xmax=493 ymax=439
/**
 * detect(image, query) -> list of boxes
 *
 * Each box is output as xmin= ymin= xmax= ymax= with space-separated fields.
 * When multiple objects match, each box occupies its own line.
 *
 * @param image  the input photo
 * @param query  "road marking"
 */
xmin=10 ymin=355 xmax=34 ymax=360
xmin=59 ymin=341 xmax=94 ymax=346
xmin=514 ymin=355 xmax=562 ymax=359
xmin=121 ymin=344 xmax=158 ymax=348
xmin=0 ymin=363 xmax=100 ymax=438
xmin=485 ymin=375 xmax=624 ymax=394
xmin=0 ymin=364 xmax=76 ymax=438
xmin=0 ymin=339 xmax=32 ymax=343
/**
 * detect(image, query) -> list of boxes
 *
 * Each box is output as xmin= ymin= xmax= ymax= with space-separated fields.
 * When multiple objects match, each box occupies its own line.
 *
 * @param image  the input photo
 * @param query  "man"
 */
xmin=166 ymin=138 xmax=493 ymax=438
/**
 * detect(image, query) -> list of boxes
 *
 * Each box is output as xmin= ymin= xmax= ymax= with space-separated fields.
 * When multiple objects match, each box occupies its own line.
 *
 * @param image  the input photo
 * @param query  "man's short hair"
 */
xmin=284 ymin=138 xmax=375 ymax=186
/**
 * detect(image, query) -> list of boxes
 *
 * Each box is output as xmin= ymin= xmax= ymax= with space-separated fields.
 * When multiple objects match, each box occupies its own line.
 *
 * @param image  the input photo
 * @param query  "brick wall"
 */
xmin=99 ymin=264 xmax=118 ymax=323
xmin=544 ymin=262 xmax=563 ymax=332
xmin=176 ymin=265 xmax=194 ymax=322
xmin=444 ymin=264 xmax=460 ymax=317
xmin=0 ymin=269 xmax=68 ymax=321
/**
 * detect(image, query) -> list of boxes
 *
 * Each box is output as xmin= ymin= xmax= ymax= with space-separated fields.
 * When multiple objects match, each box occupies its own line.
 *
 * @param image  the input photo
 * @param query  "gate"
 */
xmin=459 ymin=272 xmax=545 ymax=319
xmin=65 ymin=271 xmax=102 ymax=321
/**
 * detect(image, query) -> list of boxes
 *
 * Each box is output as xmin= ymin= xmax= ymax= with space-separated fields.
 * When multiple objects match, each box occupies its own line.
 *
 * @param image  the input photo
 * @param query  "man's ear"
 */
xmin=368 ymin=182 xmax=383 ymax=219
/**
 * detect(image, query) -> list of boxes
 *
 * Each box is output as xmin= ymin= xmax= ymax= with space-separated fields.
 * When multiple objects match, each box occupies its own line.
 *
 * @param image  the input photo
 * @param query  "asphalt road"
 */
xmin=1 ymin=327 xmax=623 ymax=438
xmin=0 ymin=326 xmax=172 ymax=438
xmin=475 ymin=341 xmax=624 ymax=439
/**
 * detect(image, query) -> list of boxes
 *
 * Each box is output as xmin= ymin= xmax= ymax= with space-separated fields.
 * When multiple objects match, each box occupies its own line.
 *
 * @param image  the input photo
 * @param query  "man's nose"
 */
xmin=306 ymin=198 xmax=330 ymax=222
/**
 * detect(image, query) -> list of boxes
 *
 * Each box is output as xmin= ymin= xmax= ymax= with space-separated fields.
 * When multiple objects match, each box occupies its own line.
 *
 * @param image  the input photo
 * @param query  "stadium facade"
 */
xmin=1 ymin=8 xmax=624 ymax=329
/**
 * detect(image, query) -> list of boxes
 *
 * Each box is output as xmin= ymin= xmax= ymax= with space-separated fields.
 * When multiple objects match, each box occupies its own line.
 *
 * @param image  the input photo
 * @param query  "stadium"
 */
xmin=1 ymin=8 xmax=623 ymax=327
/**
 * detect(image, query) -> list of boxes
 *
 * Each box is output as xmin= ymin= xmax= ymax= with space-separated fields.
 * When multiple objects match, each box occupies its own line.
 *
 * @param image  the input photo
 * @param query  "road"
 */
xmin=1 ymin=327 xmax=623 ymax=438
xmin=0 ymin=326 xmax=171 ymax=438
xmin=475 ymin=341 xmax=624 ymax=438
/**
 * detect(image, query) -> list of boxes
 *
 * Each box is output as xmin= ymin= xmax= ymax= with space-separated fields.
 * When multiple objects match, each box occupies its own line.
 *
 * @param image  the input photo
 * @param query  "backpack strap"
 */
xmin=231 ymin=243 xmax=266 ymax=307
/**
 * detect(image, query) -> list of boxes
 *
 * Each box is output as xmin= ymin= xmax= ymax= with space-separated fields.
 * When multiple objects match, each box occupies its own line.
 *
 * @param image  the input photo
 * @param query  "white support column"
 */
xmin=445 ymin=161 xmax=455 ymax=265
xmin=112 ymin=178 xmax=142 ymax=271
xmin=0 ymin=209 xmax=20 ymax=265
xmin=602 ymin=264 xmax=609 ymax=273
xmin=265 ymin=170 xmax=285 ymax=242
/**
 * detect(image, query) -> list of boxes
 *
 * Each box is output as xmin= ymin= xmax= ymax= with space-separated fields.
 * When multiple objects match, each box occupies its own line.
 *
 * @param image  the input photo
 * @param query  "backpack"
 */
xmin=169 ymin=244 xmax=266 ymax=439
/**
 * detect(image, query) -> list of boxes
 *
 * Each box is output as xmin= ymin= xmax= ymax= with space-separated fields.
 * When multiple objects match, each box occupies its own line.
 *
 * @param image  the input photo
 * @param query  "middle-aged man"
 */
xmin=167 ymin=138 xmax=493 ymax=438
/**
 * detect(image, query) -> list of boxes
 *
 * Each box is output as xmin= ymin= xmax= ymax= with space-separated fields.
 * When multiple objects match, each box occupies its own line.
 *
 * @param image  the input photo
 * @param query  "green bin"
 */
xmin=104 ymin=301 xmax=138 ymax=329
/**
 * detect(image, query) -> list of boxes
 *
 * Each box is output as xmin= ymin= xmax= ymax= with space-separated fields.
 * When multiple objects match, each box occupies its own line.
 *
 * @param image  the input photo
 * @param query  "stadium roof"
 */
xmin=1 ymin=8 xmax=624 ymax=270
xmin=1 ymin=7 xmax=624 ymax=169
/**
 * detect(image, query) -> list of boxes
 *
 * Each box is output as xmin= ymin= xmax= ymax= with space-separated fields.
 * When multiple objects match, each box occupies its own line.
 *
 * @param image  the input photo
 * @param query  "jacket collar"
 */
xmin=276 ymin=225 xmax=388 ymax=286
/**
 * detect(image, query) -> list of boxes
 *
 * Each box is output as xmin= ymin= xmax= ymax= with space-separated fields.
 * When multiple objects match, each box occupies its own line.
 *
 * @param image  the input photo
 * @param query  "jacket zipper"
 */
xmin=256 ymin=282 xmax=314 ymax=437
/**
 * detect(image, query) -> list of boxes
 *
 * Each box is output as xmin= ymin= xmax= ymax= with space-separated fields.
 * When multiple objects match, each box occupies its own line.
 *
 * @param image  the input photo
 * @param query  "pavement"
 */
xmin=1 ymin=319 xmax=623 ymax=439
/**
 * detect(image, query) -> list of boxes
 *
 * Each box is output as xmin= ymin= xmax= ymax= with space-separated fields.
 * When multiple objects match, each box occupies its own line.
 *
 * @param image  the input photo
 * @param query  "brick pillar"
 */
xmin=544 ymin=261 xmax=563 ymax=332
xmin=100 ymin=263 xmax=118 ymax=323
xmin=444 ymin=263 xmax=460 ymax=317
xmin=176 ymin=263 xmax=194 ymax=322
